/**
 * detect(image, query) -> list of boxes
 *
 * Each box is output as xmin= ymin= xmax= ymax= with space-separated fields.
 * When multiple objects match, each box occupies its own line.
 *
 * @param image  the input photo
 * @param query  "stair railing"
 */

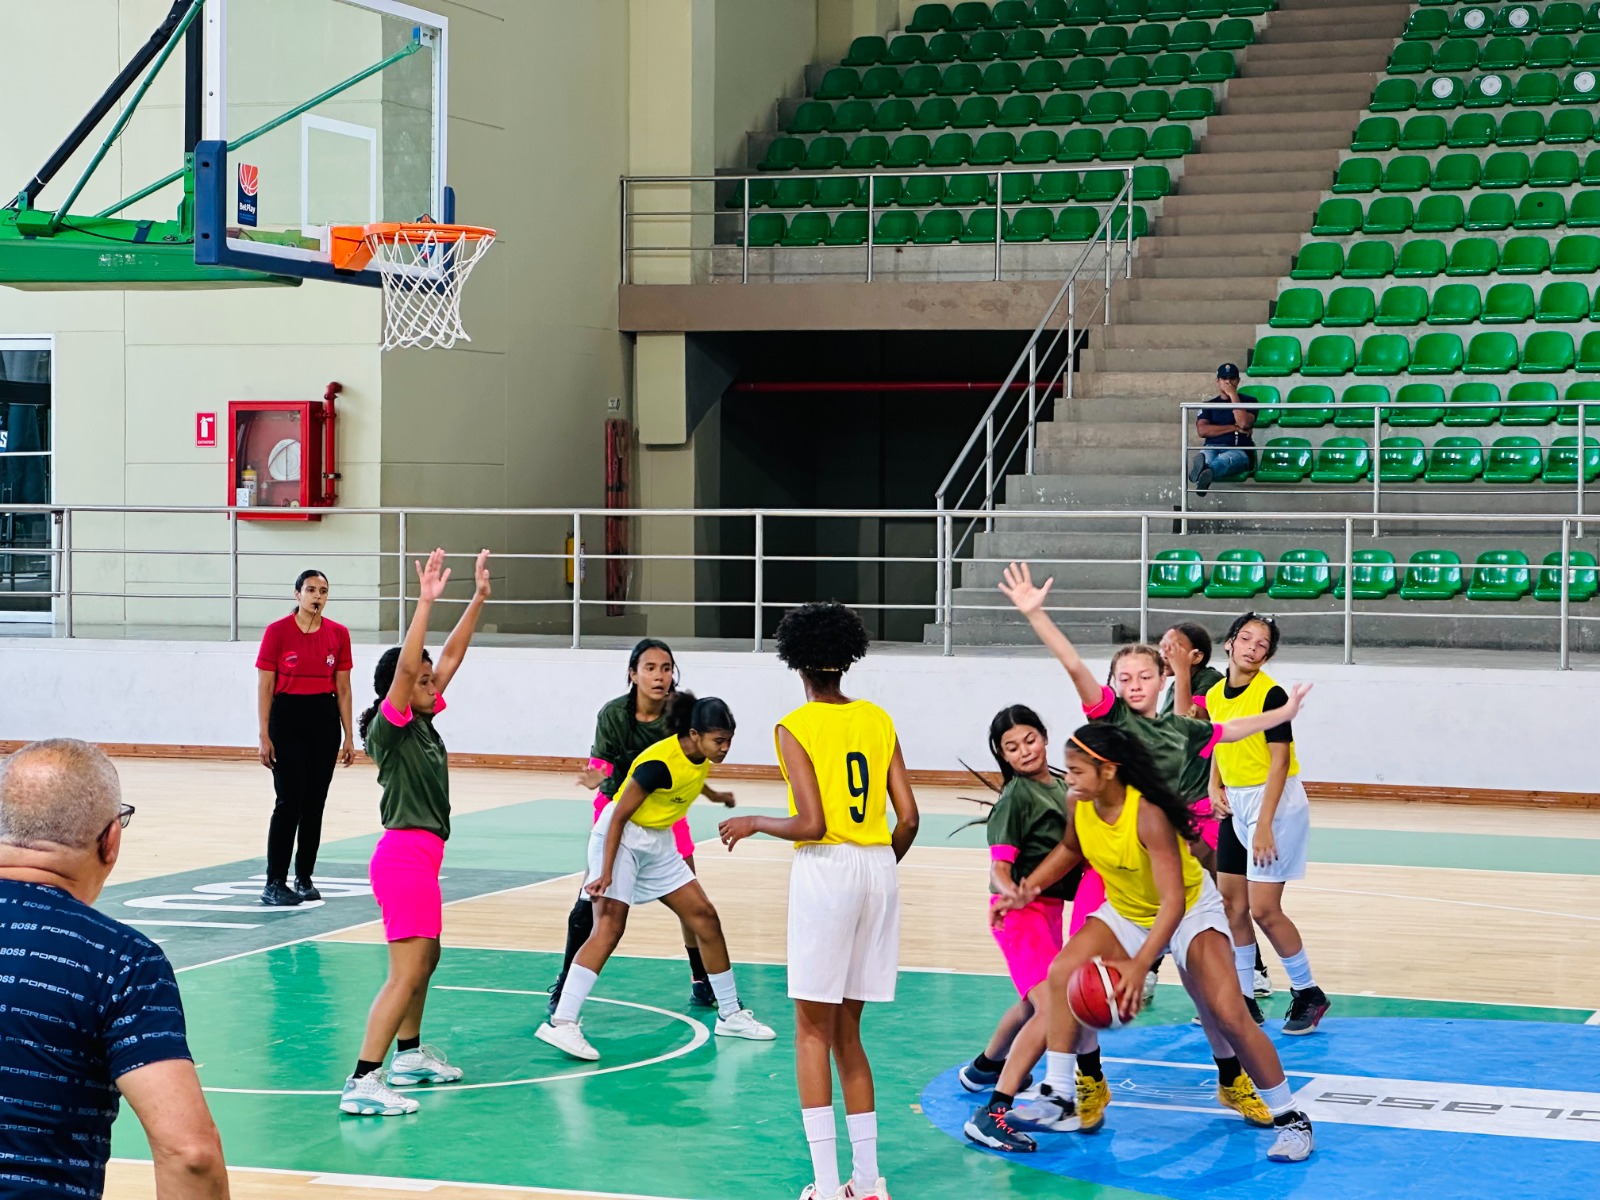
xmin=933 ymin=173 xmax=1137 ymax=651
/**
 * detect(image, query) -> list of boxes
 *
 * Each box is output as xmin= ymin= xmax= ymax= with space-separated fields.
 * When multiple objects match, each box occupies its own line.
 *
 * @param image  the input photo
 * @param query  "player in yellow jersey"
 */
xmin=719 ymin=603 xmax=919 ymax=1200
xmin=994 ymin=722 xmax=1315 ymax=1165
xmin=536 ymin=691 xmax=776 ymax=1062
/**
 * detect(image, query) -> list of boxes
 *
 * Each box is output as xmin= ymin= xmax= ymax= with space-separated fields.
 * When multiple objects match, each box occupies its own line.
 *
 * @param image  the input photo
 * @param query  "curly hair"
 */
xmin=774 ymin=602 xmax=870 ymax=686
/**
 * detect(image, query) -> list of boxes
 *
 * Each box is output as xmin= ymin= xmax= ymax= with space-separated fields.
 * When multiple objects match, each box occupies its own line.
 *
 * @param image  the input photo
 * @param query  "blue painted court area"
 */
xmin=923 ymin=1019 xmax=1600 ymax=1200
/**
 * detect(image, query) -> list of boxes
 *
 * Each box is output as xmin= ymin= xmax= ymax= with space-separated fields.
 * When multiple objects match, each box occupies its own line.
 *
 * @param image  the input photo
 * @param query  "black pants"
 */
xmin=265 ymin=693 xmax=342 ymax=883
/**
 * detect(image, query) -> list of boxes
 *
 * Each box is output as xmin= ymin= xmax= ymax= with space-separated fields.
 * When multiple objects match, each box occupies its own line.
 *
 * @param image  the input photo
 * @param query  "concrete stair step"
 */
xmin=1247 ymin=37 xmax=1398 ymax=60
xmin=1276 ymin=0 xmax=1412 ymax=10
xmin=1199 ymin=130 xmax=1352 ymax=155
xmin=1083 ymin=347 xmax=1253 ymax=372
xmin=1033 ymin=446 xmax=1180 ymax=474
xmin=1136 ymin=232 xmax=1304 ymax=256
xmin=1123 ymin=277 xmax=1280 ymax=302
xmin=1207 ymin=111 xmax=1367 ymax=136
xmin=1175 ymin=169 xmax=1333 ymax=196
xmin=1134 ymin=254 xmax=1290 ymax=278
xmin=1045 ymin=394 xmax=1206 ymax=422
xmin=1158 ymin=191 xmax=1322 ymax=217
xmin=1181 ymin=150 xmax=1340 ymax=176
xmin=1111 ymin=298 xmax=1268 ymax=323
xmin=1006 ymin=473 xmax=1182 ymax=508
xmin=1157 ymin=212 xmax=1310 ymax=237
xmin=1039 ymin=421 xmax=1182 ymax=449
xmin=1229 ymin=72 xmax=1379 ymax=98
xmin=1224 ymin=93 xmax=1374 ymax=116
xmin=1091 ymin=323 xmax=1258 ymax=350
xmin=1247 ymin=55 xmax=1391 ymax=77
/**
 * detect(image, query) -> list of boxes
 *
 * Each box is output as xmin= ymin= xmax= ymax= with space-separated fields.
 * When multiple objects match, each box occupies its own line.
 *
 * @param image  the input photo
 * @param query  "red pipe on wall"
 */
xmin=731 ymin=381 xmax=1059 ymax=394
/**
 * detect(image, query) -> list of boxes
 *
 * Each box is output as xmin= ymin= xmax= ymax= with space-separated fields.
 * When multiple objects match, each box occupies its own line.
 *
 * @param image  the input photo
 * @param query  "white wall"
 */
xmin=3 ymin=637 xmax=1594 ymax=793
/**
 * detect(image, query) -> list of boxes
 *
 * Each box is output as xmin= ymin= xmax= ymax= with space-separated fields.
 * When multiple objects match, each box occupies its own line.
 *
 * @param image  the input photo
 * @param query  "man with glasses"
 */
xmin=0 ymin=739 xmax=229 ymax=1199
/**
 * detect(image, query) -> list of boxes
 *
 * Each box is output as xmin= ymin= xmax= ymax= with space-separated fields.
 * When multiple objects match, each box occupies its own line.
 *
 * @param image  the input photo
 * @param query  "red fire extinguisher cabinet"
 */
xmin=227 ymin=385 xmax=340 ymax=521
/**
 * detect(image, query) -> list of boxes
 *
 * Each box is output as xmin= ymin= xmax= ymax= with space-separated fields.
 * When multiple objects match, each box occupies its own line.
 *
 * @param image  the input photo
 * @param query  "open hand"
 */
xmin=473 ymin=549 xmax=492 ymax=599
xmin=415 ymin=548 xmax=451 ymax=602
xmin=1107 ymin=958 xmax=1146 ymax=1020
xmin=1280 ymin=681 xmax=1314 ymax=719
xmin=998 ymin=562 xmax=1054 ymax=616
xmin=576 ymin=765 xmax=606 ymax=791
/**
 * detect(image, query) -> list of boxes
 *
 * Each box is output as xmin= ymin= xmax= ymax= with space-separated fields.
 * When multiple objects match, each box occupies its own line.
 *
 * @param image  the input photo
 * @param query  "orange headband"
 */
xmin=1069 ymin=735 xmax=1118 ymax=765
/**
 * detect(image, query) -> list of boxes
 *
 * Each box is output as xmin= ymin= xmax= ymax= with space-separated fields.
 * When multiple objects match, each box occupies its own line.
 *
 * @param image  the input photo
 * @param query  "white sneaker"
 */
xmin=1141 ymin=971 xmax=1158 ymax=1006
xmin=799 ymin=1186 xmax=847 ymax=1200
xmin=844 ymin=1180 xmax=891 ymax=1200
xmin=388 ymin=1043 xmax=464 ymax=1085
xmin=715 ymin=1008 xmax=777 ymax=1041
xmin=1267 ymin=1113 xmax=1315 ymax=1163
xmin=339 ymin=1071 xmax=419 ymax=1116
xmin=1254 ymin=966 xmax=1273 ymax=998
xmin=1011 ymin=1084 xmax=1081 ymax=1132
xmin=536 ymin=1019 xmax=600 ymax=1061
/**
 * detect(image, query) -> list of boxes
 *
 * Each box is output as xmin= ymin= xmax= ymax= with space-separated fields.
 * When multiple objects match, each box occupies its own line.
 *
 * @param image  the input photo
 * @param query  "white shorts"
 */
xmin=1226 ymin=776 xmax=1311 ymax=883
xmin=1088 ymin=874 xmax=1230 ymax=973
xmin=584 ymin=802 xmax=696 ymax=906
xmin=787 ymin=842 xmax=900 ymax=1004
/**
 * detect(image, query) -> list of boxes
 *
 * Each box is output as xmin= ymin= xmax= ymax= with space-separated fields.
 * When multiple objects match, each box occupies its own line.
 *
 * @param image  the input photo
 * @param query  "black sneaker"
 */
xmin=1246 ymin=995 xmax=1265 ymax=1026
xmin=1187 ymin=451 xmax=1206 ymax=482
xmin=690 ymin=979 xmax=717 ymax=1008
xmin=958 ymin=1061 xmax=1034 ymax=1094
xmin=1195 ymin=464 xmax=1214 ymax=497
xmin=260 ymin=879 xmax=304 ymax=907
xmin=1284 ymin=986 xmax=1331 ymax=1035
xmin=292 ymin=878 xmax=322 ymax=902
xmin=963 ymin=1103 xmax=1037 ymax=1153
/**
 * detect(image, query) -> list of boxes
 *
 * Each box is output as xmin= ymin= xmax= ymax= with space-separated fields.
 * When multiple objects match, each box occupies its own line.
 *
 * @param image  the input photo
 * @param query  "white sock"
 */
xmin=1234 ymin=943 xmax=1255 ymax=996
xmin=846 ymin=1111 xmax=878 ymax=1190
xmin=553 ymin=965 xmax=596 ymax=1024
xmin=802 ymin=1106 xmax=840 ymax=1196
xmin=1259 ymin=1079 xmax=1295 ymax=1118
xmin=1281 ymin=949 xmax=1315 ymax=991
xmin=1045 ymin=1050 xmax=1076 ymax=1094
xmin=708 ymin=969 xmax=741 ymax=1018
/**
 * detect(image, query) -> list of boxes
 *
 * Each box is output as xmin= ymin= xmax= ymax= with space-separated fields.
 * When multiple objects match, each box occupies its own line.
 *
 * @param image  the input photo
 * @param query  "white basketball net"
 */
xmin=365 ymin=224 xmax=496 ymax=351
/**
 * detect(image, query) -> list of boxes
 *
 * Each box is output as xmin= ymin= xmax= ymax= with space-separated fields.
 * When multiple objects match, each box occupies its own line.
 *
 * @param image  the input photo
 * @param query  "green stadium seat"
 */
xmin=971 ymin=131 xmax=1019 ymax=165
xmin=1146 ymin=52 xmax=1193 ymax=85
xmin=1147 ymin=548 xmax=1206 ymax=598
xmin=843 ymin=136 xmax=889 ymax=170
xmin=1055 ymin=206 xmax=1106 ymax=241
xmin=1079 ymin=168 xmax=1126 ymax=202
xmin=999 ymin=172 xmax=1034 ymax=204
xmin=1376 ymin=285 xmax=1429 ymax=326
xmin=1552 ymin=233 xmax=1600 ymax=273
xmin=887 ymin=134 xmax=933 ymax=168
xmin=1354 ymin=333 xmax=1410 ymax=375
xmin=1102 ymin=127 xmax=1149 ymax=161
xmin=900 ymin=174 xmax=947 ymax=206
xmin=1249 ymin=336 xmax=1303 ymax=377
xmin=1015 ymin=130 xmax=1061 ymax=164
xmin=1081 ymin=93 xmax=1128 ymax=124
xmin=954 ymin=96 xmax=1001 ymax=129
xmin=1482 ymin=151 xmax=1533 ymax=190
xmin=1467 ymin=550 xmax=1532 ymax=600
xmin=1421 ymin=76 xmax=1469 ymax=109
xmin=1465 ymin=334 xmax=1510 ymax=376
xmin=992 ymin=0 xmax=1032 ymax=27
xmin=1544 ymin=435 xmax=1600 ymax=482
xmin=1335 ymin=548 xmax=1400 ymax=599
xmin=1405 ymin=10 xmax=1448 ymax=40
xmin=1462 ymin=74 xmax=1509 ymax=107
xmin=1326 ymin=285 xmax=1378 ymax=327
xmin=1254 ymin=437 xmax=1315 ymax=482
xmin=1537 ymin=282 xmax=1591 ymax=323
xmin=1365 ymin=197 xmax=1415 ymax=234
xmin=1372 ymin=79 xmax=1419 ymax=112
xmin=1498 ymin=110 xmax=1546 ymax=147
xmin=1393 ymin=239 xmax=1445 ymax=277
xmin=952 ymin=2 xmax=994 ymax=31
xmin=1483 ymin=282 xmax=1536 ymax=324
xmin=1063 ymin=58 xmax=1108 ymax=89
xmin=1033 ymin=170 xmax=1079 ymax=203
xmin=977 ymin=62 xmax=1024 ymax=94
xmin=861 ymin=66 xmax=908 ymax=99
xmin=759 ymin=137 xmax=806 ymax=171
xmin=1027 ymin=0 xmax=1070 ymax=26
xmin=1349 ymin=240 xmax=1400 ymax=278
xmin=1238 ymin=384 xmax=1281 ymax=428
xmin=781 ymin=212 xmax=831 ymax=247
xmin=1560 ymin=66 xmax=1600 ymax=102
xmin=1429 ymin=283 xmax=1483 ymax=325
xmin=1106 ymin=55 xmax=1151 ymax=89
xmin=958 ymin=210 xmax=999 ymax=246
xmin=1337 ymin=383 xmax=1392 ymax=427
xmin=1428 ymin=570 xmax=1500 ymax=621
xmin=1228 ymin=0 xmax=1274 ymax=14
xmin=1452 ymin=5 xmax=1495 ymax=37
xmin=943 ymin=174 xmax=990 ymax=206
xmin=1311 ymin=199 xmax=1363 ymax=236
xmin=1571 ymin=191 xmax=1600 ymax=227
xmin=1191 ymin=50 xmax=1237 ymax=82
xmin=1003 ymin=29 xmax=1047 ymax=59
xmin=1562 ymin=382 xmax=1600 ymax=425
xmin=1445 ymin=380 xmax=1503 ymax=425
xmin=844 ymin=36 xmax=888 ymax=67
xmin=1585 ymin=150 xmax=1600 ymax=183
xmin=727 ymin=178 xmax=775 ymax=209
xmin=912 ymin=97 xmax=958 ymax=129
xmin=1423 ymin=440 xmax=1484 ymax=485
xmin=1376 ymin=437 xmax=1429 ymax=481
xmin=869 ymin=176 xmax=903 ymax=206
xmin=993 ymin=95 xmax=1042 ymax=127
xmin=817 ymin=68 xmax=860 ymax=101
xmin=1353 ymin=117 xmax=1401 ymax=151
xmin=1129 ymin=25 xmax=1172 ymax=56
xmin=1065 ymin=0 xmax=1110 ymax=22
xmin=1106 ymin=0 xmax=1149 ymax=23
xmin=1311 ymin=437 xmax=1373 ymax=483
xmin=1268 ymin=550 xmax=1333 ymax=600
xmin=790 ymin=102 xmax=833 ymax=134
xmin=1058 ymin=129 xmax=1104 ymax=162
xmin=1412 ymin=331 xmax=1466 ymax=374
xmin=1279 ymin=383 xmax=1335 ymax=426
xmin=826 ymin=212 xmax=870 ymax=245
xmin=1531 ymin=149 xmax=1582 ymax=186
xmin=1306 ymin=334 xmax=1360 ymax=376
xmin=1405 ymin=115 xmax=1452 ymax=149
xmin=1415 ymin=194 xmax=1465 ymax=233
xmin=1534 ymin=551 xmax=1600 ymax=602
xmin=1292 ymin=242 xmax=1344 ymax=280
xmin=1005 ymin=207 xmax=1055 ymax=243
xmin=1127 ymin=90 xmax=1173 ymax=123
xmin=745 ymin=213 xmax=786 ymax=246
xmin=1533 ymin=36 xmax=1576 ymax=70
xmin=1044 ymin=28 xmax=1089 ymax=58
xmin=1040 ymin=93 xmax=1084 ymax=125
xmin=1170 ymin=88 xmax=1216 ymax=120
xmin=1547 ymin=108 xmax=1595 ymax=141
xmin=817 ymin=176 xmax=865 ymax=207
xmin=1439 ymin=153 xmax=1492 ymax=192
xmin=1384 ymin=154 xmax=1435 ymax=192
xmin=1576 ymin=32 xmax=1600 ymax=62
xmin=1020 ymin=60 xmax=1067 ymax=92
xmin=1478 ymin=37 xmax=1524 ymax=71
xmin=1085 ymin=26 xmax=1129 ymax=56
xmin=1502 ymin=380 xmax=1561 ymax=425
xmin=924 ymin=33 xmax=968 ymax=64
xmin=1131 ymin=165 xmax=1171 ymax=200
xmin=1211 ymin=18 xmax=1256 ymax=50
xmin=1464 ymin=193 xmax=1515 ymax=232
xmin=1515 ymin=192 xmax=1567 ymax=230
xmin=833 ymin=101 xmax=879 ymax=134
xmin=1500 ymin=235 xmax=1552 ymax=274
xmin=1513 ymin=71 xmax=1562 ymax=105
xmin=886 ymin=35 xmax=932 ymax=65
xmin=1579 ymin=334 xmax=1600 ymax=372
xmin=1147 ymin=126 xmax=1194 ymax=158
xmin=915 ymin=209 xmax=963 ymax=244
xmin=1390 ymin=43 xmax=1434 ymax=74
xmin=1483 ymin=439 xmax=1545 ymax=483
xmin=937 ymin=63 xmax=982 ymax=95
xmin=1334 ymin=157 xmax=1381 ymax=193
xmin=908 ymin=4 xmax=953 ymax=33
xmin=1522 ymin=330 xmax=1578 ymax=373
xmin=1169 ymin=21 xmax=1212 ymax=52
xmin=1545 ymin=3 xmax=1587 ymax=34
xmin=1445 ymin=237 xmax=1500 ymax=276
xmin=1205 ymin=549 xmax=1268 ymax=599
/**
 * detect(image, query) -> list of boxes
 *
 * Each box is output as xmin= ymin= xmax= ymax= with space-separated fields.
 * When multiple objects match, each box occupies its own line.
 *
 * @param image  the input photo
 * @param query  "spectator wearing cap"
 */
xmin=1187 ymin=362 xmax=1257 ymax=497
xmin=0 ymin=739 xmax=229 ymax=1200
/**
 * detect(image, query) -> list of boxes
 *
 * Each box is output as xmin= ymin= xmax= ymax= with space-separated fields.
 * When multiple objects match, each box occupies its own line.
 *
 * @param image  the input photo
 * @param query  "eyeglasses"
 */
xmin=1241 ymin=611 xmax=1277 ymax=626
xmin=99 ymin=803 xmax=135 ymax=841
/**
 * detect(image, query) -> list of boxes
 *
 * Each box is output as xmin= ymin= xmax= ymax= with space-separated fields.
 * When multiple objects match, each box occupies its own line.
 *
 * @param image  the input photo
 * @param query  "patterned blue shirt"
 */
xmin=0 ymin=879 xmax=191 ymax=1199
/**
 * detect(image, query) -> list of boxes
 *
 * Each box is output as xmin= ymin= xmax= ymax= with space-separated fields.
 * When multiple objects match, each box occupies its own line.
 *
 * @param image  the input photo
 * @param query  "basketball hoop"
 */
xmin=333 ymin=220 xmax=496 ymax=351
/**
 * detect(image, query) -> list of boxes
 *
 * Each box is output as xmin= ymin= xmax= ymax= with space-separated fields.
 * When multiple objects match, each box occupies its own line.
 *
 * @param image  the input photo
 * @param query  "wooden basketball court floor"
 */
xmin=94 ymin=759 xmax=1600 ymax=1200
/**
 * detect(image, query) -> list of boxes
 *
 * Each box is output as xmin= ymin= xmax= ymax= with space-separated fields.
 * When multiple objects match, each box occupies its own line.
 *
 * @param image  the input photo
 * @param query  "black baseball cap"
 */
xmin=1217 ymin=362 xmax=1241 ymax=380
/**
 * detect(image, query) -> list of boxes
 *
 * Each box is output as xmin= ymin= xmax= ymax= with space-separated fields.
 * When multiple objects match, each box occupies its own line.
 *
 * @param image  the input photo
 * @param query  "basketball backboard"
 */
xmin=194 ymin=0 xmax=450 ymax=285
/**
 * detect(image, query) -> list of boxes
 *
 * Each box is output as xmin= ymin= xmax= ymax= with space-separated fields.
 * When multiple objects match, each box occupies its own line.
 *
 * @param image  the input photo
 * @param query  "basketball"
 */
xmin=1067 ymin=958 xmax=1127 ymax=1031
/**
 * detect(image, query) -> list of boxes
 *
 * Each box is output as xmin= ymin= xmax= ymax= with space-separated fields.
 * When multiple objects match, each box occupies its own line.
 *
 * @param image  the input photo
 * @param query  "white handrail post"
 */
xmin=1025 ymin=342 xmax=1038 ymax=474
xmin=228 ymin=511 xmax=239 ymax=642
xmin=985 ymin=414 xmax=996 ymax=533
xmin=1103 ymin=197 xmax=1113 ymax=324
xmin=753 ymin=512 xmax=764 ymax=653
xmin=866 ymin=172 xmax=876 ymax=283
xmin=1178 ymin=405 xmax=1189 ymax=536
xmin=1559 ymin=517 xmax=1572 ymax=670
xmin=1342 ymin=515 xmax=1355 ymax=665
xmin=1578 ymin=403 xmax=1587 ymax=540
xmin=397 ymin=510 xmax=408 ymax=633
xmin=942 ymin=510 xmax=955 ymax=657
xmin=741 ymin=177 xmax=751 ymax=285
xmin=619 ymin=178 xmax=628 ymax=286
xmin=1125 ymin=173 xmax=1133 ymax=279
xmin=1138 ymin=513 xmax=1149 ymax=643
xmin=1372 ymin=405 xmax=1382 ymax=538
xmin=60 ymin=508 xmax=73 ymax=639
xmin=1066 ymin=282 xmax=1076 ymax=400
xmin=571 ymin=510 xmax=582 ymax=649
xmin=993 ymin=170 xmax=1003 ymax=282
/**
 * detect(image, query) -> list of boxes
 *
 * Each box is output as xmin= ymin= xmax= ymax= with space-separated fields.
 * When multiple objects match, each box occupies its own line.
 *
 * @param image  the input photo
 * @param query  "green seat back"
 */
xmin=874 ymin=211 xmax=919 ymax=244
xmin=1405 ymin=114 xmax=1452 ymax=148
xmin=1424 ymin=437 xmax=1485 ymax=482
xmin=1461 ymin=74 xmax=1508 ymax=108
xmin=816 ymin=175 xmax=866 ymax=207
xmin=1020 ymin=60 xmax=1066 ymax=92
xmin=1394 ymin=239 xmax=1445 ymax=277
xmin=1333 ymin=158 xmax=1381 ymax=193
xmin=908 ymin=4 xmax=953 ymax=33
xmin=746 ymin=213 xmax=786 ymax=246
xmin=1531 ymin=149 xmax=1582 ymax=186
xmin=953 ymin=96 xmax=1001 ymax=129
xmin=1515 ymin=192 xmax=1567 ymax=230
xmin=1467 ymin=550 xmax=1532 ymax=601
xmin=1353 ymin=333 xmax=1409 ymax=375
xmin=1445 ymin=237 xmax=1500 ymax=276
xmin=1101 ymin=128 xmax=1148 ymax=162
xmin=826 ymin=211 xmax=870 ymax=245
xmin=1499 ymin=234 xmax=1552 ymax=274
xmin=1128 ymin=90 xmax=1173 ymax=123
xmin=1513 ymin=71 xmax=1562 ymax=105
xmin=1106 ymin=55 xmax=1151 ymax=89
xmin=1292 ymin=242 xmax=1344 ymax=280
xmin=1383 ymin=154 xmax=1435 ymax=192
xmin=1015 ymin=130 xmax=1061 ymax=164
xmin=900 ymin=64 xmax=945 ymax=97
xmin=1502 ymin=380 xmax=1561 ymax=426
xmin=1481 ymin=282 xmax=1536 ymax=324
xmin=1364 ymin=197 xmax=1415 ymax=234
xmin=943 ymin=174 xmax=989 ymax=206
xmin=1044 ymin=28 xmax=1088 ymax=57
xmin=1304 ymin=334 xmax=1359 ymax=377
xmin=1238 ymin=384 xmax=1280 ymax=427
xmin=1552 ymin=233 xmax=1600 ymax=273
xmin=1377 ymin=436 xmax=1429 ymax=480
xmin=1191 ymin=50 xmax=1237 ymax=82
xmin=781 ymin=212 xmax=832 ymax=247
xmin=1478 ymin=36 xmax=1523 ymax=71
xmin=1480 ymin=151 xmax=1530 ymax=189
xmin=915 ymin=209 xmax=963 ymax=244
xmin=1081 ymin=92 xmax=1128 ymax=125
xmin=1548 ymin=108 xmax=1596 ymax=142
xmin=1337 ymin=383 xmax=1393 ymax=427
xmin=843 ymin=136 xmax=889 ymax=170
xmin=1326 ymin=285 xmax=1378 ymax=327
xmin=993 ymin=95 xmax=1043 ymax=128
xmin=1280 ymin=383 xmax=1335 ymax=426
xmin=1085 ymin=26 xmax=1129 ymax=56
xmin=1128 ymin=25 xmax=1171 ymax=56
xmin=1464 ymin=192 xmax=1515 ymax=231
xmin=1148 ymin=548 xmax=1206 ymax=598
xmin=976 ymin=61 xmax=1023 ymax=94
xmin=1004 ymin=29 xmax=1047 ymax=60
xmin=1390 ymin=43 xmax=1434 ymax=74
xmin=1429 ymin=283 xmax=1483 ymax=325
xmin=1148 ymin=125 xmax=1194 ymax=158
xmin=1354 ymin=117 xmax=1401 ymax=151
xmin=938 ymin=63 xmax=982 ymax=95
xmin=1347 ymin=240 xmax=1399 ymax=279
xmin=1064 ymin=58 xmax=1108 ymax=89
xmin=901 ymin=174 xmax=947 ymax=206
xmin=1521 ymin=330 xmax=1577 ymax=373
xmin=1534 ymin=551 xmax=1600 ymax=602
xmin=1372 ymin=79 xmax=1419 ymax=111
xmin=1147 ymin=53 xmax=1192 ymax=84
xmin=1545 ymin=435 xmax=1600 ymax=481
xmin=1312 ymin=199 xmax=1364 ymax=236
xmin=1205 ymin=549 xmax=1269 ymax=599
xmin=1006 ymin=206 xmax=1055 ymax=242
xmin=1269 ymin=550 xmax=1334 ymax=600
xmin=1053 ymin=206 xmax=1104 ymax=241
xmin=1336 ymin=548 xmax=1400 ymax=598
xmin=1170 ymin=88 xmax=1216 ymax=120
xmin=1254 ymin=437 xmax=1315 ymax=482
xmin=1536 ymin=281 xmax=1591 ymax=323
xmin=1033 ymin=170 xmax=1080 ymax=203
xmin=1412 ymin=331 xmax=1466 ymax=374
xmin=887 ymin=134 xmax=932 ymax=167
xmin=960 ymin=209 xmax=1000 ymax=244
xmin=1375 ymin=285 xmax=1429 ymax=326
xmin=971 ymin=131 xmax=1019 ymax=165
xmin=1311 ymin=437 xmax=1373 ymax=483
xmin=1483 ymin=437 xmax=1544 ymax=483
xmin=928 ymin=132 xmax=974 ymax=167
xmin=1271 ymin=290 xmax=1325 ymax=330
xmin=1401 ymin=550 xmax=1465 ymax=601
xmin=771 ymin=178 xmax=817 ymax=209
xmin=1445 ymin=380 xmax=1503 ymax=425
xmin=1391 ymin=382 xmax=1447 ymax=427
xmin=1497 ymin=110 xmax=1546 ymax=146
xmin=912 ymin=97 xmax=958 ymax=129
xmin=1169 ymin=20 xmax=1211 ymax=51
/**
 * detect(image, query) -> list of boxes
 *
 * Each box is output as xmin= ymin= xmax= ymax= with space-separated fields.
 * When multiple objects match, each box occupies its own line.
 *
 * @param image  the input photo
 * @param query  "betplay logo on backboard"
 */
xmin=238 ymin=163 xmax=259 ymax=228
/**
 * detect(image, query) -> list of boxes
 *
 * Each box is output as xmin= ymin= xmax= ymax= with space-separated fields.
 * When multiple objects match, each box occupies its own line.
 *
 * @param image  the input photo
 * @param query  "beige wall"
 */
xmin=713 ymin=0 xmax=818 ymax=170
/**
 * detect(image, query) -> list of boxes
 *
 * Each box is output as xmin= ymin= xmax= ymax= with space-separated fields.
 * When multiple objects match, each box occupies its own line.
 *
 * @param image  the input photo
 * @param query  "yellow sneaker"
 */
xmin=1218 ymin=1073 xmax=1274 ymax=1128
xmin=1075 ymin=1072 xmax=1111 ymax=1133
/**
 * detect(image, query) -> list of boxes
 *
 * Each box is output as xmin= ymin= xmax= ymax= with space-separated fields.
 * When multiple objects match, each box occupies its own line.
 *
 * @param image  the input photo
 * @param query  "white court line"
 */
xmin=1586 ymin=1010 xmax=1600 ymax=1026
xmin=1295 ymin=883 xmax=1600 ymax=925
xmin=1106 ymin=1054 xmax=1317 ymax=1078
xmin=200 ymin=994 xmax=709 ymax=1097
xmin=109 ymin=1159 xmax=697 ymax=1200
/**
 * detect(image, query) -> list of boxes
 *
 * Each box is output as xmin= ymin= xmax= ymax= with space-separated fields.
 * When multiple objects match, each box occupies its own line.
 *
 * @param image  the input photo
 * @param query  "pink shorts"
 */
xmin=592 ymin=782 xmax=696 ymax=860
xmin=370 ymin=828 xmax=445 ymax=942
xmin=990 ymin=896 xmax=1065 ymax=997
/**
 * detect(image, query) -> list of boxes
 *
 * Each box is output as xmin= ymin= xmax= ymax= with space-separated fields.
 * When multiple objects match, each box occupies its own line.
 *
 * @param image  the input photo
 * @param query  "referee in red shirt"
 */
xmin=256 ymin=569 xmax=355 ymax=906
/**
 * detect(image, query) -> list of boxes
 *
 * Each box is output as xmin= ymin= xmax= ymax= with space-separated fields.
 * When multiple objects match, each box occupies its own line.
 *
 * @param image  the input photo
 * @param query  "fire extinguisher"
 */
xmin=565 ymin=530 xmax=587 ymax=586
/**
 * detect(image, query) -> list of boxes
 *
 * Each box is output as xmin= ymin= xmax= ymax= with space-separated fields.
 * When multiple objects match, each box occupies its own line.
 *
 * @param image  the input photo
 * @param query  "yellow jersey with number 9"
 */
xmin=776 ymin=700 xmax=897 ymax=848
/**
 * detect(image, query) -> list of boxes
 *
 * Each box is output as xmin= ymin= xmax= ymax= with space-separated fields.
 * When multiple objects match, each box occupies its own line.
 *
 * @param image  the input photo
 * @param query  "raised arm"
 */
xmin=118 ymin=1059 xmax=230 ymax=1199
xmin=719 ymin=726 xmax=827 ymax=849
xmin=998 ymin=561 xmax=1102 ymax=708
xmin=432 ymin=549 xmax=491 ymax=693
xmin=385 ymin=548 xmax=449 ymax=714
xmin=1214 ymin=682 xmax=1312 ymax=744
xmin=886 ymin=739 xmax=920 ymax=862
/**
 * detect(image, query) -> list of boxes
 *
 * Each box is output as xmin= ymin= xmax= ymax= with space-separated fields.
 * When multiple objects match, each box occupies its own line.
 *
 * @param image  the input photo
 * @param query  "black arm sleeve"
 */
xmin=1261 ymin=685 xmax=1293 ymax=744
xmin=630 ymin=760 xmax=673 ymax=794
